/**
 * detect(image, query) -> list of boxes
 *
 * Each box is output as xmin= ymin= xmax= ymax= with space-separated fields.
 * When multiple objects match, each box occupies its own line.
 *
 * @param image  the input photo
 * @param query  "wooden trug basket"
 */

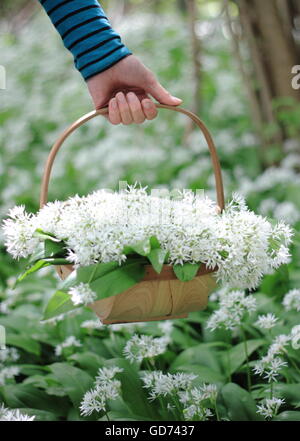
xmin=40 ymin=104 xmax=225 ymax=324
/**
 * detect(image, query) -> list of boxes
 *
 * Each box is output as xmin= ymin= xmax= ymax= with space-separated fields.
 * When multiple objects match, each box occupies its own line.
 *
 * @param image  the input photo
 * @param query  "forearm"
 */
xmin=38 ymin=0 xmax=132 ymax=80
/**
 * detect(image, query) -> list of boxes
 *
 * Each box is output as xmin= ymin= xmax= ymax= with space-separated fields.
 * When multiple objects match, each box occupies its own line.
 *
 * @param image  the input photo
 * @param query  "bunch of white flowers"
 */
xmin=142 ymin=371 xmax=198 ymax=401
xmin=0 ymin=404 xmax=35 ymax=421
xmin=123 ymin=334 xmax=169 ymax=363
xmin=2 ymin=187 xmax=293 ymax=290
xmin=255 ymin=313 xmax=278 ymax=330
xmin=253 ymin=334 xmax=290 ymax=382
xmin=256 ymin=398 xmax=284 ymax=420
xmin=0 ymin=366 xmax=20 ymax=386
xmin=206 ymin=290 xmax=257 ymax=331
xmin=282 ymin=289 xmax=300 ymax=312
xmin=179 ymin=385 xmax=218 ymax=421
xmin=80 ymin=367 xmax=123 ymax=417
xmin=55 ymin=336 xmax=82 ymax=356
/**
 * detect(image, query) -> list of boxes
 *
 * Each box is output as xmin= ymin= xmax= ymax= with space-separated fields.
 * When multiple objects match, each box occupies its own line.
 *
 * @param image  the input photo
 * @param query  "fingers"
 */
xmin=146 ymin=77 xmax=182 ymax=106
xmin=141 ymin=98 xmax=157 ymax=120
xmin=108 ymin=92 xmax=157 ymax=125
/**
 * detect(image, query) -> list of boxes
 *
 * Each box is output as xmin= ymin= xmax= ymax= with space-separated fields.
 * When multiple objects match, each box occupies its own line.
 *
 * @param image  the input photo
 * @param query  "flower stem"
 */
xmin=241 ymin=326 xmax=251 ymax=391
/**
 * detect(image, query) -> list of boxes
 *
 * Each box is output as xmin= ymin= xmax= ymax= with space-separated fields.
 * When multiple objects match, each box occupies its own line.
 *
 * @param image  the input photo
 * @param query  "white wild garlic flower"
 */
xmin=2 ymin=188 xmax=293 ymax=291
xmin=257 ymin=398 xmax=284 ymax=420
xmin=255 ymin=313 xmax=278 ymax=330
xmin=290 ymin=325 xmax=300 ymax=349
xmin=0 ymin=366 xmax=20 ymax=386
xmin=123 ymin=334 xmax=169 ymax=363
xmin=142 ymin=371 xmax=197 ymax=401
xmin=55 ymin=336 xmax=82 ymax=356
xmin=0 ymin=347 xmax=20 ymax=364
xmin=282 ymin=289 xmax=300 ymax=312
xmin=79 ymin=366 xmax=123 ymax=416
xmin=207 ymin=290 xmax=257 ymax=331
xmin=68 ymin=283 xmax=97 ymax=306
xmin=0 ymin=404 xmax=35 ymax=421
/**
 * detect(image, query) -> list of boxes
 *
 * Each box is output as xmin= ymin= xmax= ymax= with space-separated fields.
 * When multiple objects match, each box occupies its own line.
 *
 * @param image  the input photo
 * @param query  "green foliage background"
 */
xmin=0 ymin=2 xmax=300 ymax=421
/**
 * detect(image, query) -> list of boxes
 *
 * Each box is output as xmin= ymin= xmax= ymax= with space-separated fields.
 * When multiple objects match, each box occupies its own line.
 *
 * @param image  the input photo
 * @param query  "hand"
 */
xmin=87 ymin=54 xmax=182 ymax=125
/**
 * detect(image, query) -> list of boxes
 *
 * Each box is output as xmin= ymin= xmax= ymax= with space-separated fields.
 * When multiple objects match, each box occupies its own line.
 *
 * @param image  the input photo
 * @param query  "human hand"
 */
xmin=86 ymin=54 xmax=182 ymax=125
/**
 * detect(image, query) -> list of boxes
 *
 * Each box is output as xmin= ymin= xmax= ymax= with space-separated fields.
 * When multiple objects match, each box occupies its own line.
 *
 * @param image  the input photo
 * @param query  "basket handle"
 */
xmin=40 ymin=104 xmax=225 ymax=210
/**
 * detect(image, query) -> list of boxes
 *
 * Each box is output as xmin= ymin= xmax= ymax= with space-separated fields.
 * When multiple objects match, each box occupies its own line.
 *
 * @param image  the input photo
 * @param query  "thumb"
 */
xmin=146 ymin=79 xmax=182 ymax=106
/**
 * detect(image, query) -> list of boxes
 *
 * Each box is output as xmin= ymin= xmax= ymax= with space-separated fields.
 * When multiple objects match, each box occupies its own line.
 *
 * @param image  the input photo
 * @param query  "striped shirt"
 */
xmin=38 ymin=0 xmax=132 ymax=81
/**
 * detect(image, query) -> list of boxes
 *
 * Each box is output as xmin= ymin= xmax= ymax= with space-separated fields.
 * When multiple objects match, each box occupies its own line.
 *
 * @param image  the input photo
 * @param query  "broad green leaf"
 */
xmin=149 ymin=235 xmax=160 ymax=249
xmin=221 ymin=339 xmax=265 ymax=375
xmin=90 ymin=262 xmax=145 ymax=300
xmin=170 ymin=343 xmax=222 ymax=373
xmin=274 ymin=411 xmax=300 ymax=421
xmin=131 ymin=238 xmax=151 ymax=256
xmin=1 ymin=384 xmax=69 ymax=417
xmin=49 ymin=363 xmax=94 ymax=408
xmin=77 ymin=261 xmax=120 ymax=284
xmin=44 ymin=238 xmax=66 ymax=257
xmin=173 ymin=365 xmax=225 ymax=383
xmin=43 ymin=290 xmax=78 ymax=321
xmin=17 ymin=258 xmax=69 ymax=282
xmin=5 ymin=334 xmax=41 ymax=356
xmin=147 ymin=248 xmax=167 ymax=274
xmin=173 ymin=262 xmax=201 ymax=281
xmin=221 ymin=383 xmax=263 ymax=421
xmin=70 ymin=352 xmax=105 ymax=377
xmin=273 ymin=384 xmax=300 ymax=407
xmin=34 ymin=228 xmax=61 ymax=242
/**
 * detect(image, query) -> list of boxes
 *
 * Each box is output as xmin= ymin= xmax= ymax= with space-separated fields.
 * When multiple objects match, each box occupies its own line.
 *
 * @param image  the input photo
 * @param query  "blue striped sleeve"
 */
xmin=38 ymin=0 xmax=132 ymax=81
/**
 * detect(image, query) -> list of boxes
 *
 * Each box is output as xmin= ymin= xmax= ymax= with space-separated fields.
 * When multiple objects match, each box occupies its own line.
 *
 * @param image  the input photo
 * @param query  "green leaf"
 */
xmin=274 ymin=411 xmax=300 ymax=421
xmin=173 ymin=262 xmax=201 ymax=281
xmin=44 ymin=239 xmax=66 ymax=257
xmin=1 ymin=384 xmax=69 ymax=417
xmin=173 ymin=365 xmax=225 ymax=383
xmin=149 ymin=235 xmax=161 ymax=249
xmin=273 ymin=384 xmax=300 ymax=407
xmin=49 ymin=363 xmax=94 ymax=408
xmin=221 ymin=383 xmax=263 ymax=421
xmin=90 ymin=262 xmax=145 ymax=301
xmin=70 ymin=352 xmax=105 ymax=377
xmin=77 ymin=261 xmax=120 ymax=284
xmin=5 ymin=334 xmax=41 ymax=356
xmin=43 ymin=290 xmax=78 ymax=321
xmin=34 ymin=228 xmax=61 ymax=242
xmin=221 ymin=339 xmax=265 ymax=375
xmin=147 ymin=248 xmax=167 ymax=274
xmin=170 ymin=343 xmax=222 ymax=373
xmin=131 ymin=238 xmax=151 ymax=256
xmin=17 ymin=258 xmax=69 ymax=283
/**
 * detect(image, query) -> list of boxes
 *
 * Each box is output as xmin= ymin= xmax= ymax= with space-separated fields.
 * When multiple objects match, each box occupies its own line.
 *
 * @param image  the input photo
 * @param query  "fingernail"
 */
xmin=117 ymin=92 xmax=125 ymax=103
xmin=172 ymin=96 xmax=182 ymax=103
xmin=111 ymin=99 xmax=117 ymax=109
xmin=143 ymin=101 xmax=152 ymax=109
xmin=127 ymin=92 xmax=135 ymax=101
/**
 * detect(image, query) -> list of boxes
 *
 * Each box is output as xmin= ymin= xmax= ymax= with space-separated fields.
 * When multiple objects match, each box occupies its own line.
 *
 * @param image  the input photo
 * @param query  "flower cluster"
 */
xmin=255 ymin=313 xmax=278 ymax=330
xmin=253 ymin=334 xmax=290 ymax=382
xmin=2 ymin=187 xmax=293 ymax=290
xmin=123 ymin=334 xmax=169 ymax=363
xmin=68 ymin=283 xmax=97 ymax=306
xmin=142 ymin=371 xmax=217 ymax=421
xmin=55 ymin=336 xmax=82 ymax=356
xmin=0 ymin=404 xmax=35 ymax=421
xmin=256 ymin=398 xmax=284 ymax=420
xmin=179 ymin=384 xmax=218 ymax=421
xmin=80 ymin=366 xmax=123 ymax=417
xmin=282 ymin=289 xmax=300 ymax=312
xmin=206 ymin=290 xmax=257 ymax=331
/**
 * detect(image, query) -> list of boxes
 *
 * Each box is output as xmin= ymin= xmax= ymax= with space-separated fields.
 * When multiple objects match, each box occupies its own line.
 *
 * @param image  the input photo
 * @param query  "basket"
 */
xmin=40 ymin=104 xmax=225 ymax=324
